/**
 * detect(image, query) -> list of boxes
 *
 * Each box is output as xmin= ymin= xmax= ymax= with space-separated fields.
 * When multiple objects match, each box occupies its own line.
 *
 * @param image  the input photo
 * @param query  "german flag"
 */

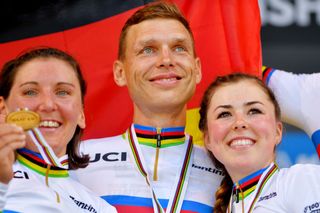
xmin=0 ymin=0 xmax=261 ymax=144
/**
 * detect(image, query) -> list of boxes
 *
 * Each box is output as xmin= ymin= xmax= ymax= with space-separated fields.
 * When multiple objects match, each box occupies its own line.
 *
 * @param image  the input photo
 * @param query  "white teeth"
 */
xmin=230 ymin=139 xmax=253 ymax=147
xmin=158 ymin=78 xmax=176 ymax=82
xmin=39 ymin=121 xmax=60 ymax=128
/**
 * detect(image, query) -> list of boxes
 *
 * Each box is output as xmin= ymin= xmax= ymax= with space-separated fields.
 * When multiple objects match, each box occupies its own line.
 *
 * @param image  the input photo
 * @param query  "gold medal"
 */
xmin=6 ymin=109 xmax=40 ymax=131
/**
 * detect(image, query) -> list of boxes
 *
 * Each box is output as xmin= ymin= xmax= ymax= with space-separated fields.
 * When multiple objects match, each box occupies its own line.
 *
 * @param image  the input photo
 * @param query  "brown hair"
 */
xmin=198 ymin=72 xmax=281 ymax=212
xmin=0 ymin=47 xmax=89 ymax=170
xmin=118 ymin=1 xmax=196 ymax=60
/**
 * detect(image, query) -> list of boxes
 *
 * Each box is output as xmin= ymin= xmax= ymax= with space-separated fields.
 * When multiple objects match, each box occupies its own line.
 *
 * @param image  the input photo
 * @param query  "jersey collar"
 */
xmin=232 ymin=166 xmax=268 ymax=202
xmin=17 ymin=148 xmax=69 ymax=178
xmin=133 ymin=124 xmax=186 ymax=148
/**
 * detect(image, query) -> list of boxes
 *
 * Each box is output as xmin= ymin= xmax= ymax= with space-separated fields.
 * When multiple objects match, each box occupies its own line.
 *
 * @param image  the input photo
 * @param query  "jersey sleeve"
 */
xmin=263 ymin=67 xmax=320 ymax=157
xmin=0 ymin=182 xmax=8 ymax=211
xmin=280 ymin=164 xmax=320 ymax=212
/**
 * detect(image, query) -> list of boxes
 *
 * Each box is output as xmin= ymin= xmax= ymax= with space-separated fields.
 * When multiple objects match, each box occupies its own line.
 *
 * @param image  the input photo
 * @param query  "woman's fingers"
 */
xmin=0 ymin=124 xmax=26 ymax=184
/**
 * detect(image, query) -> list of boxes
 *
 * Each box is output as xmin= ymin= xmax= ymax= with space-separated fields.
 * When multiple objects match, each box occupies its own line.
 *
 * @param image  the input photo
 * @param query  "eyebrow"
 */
xmin=19 ymin=82 xmax=75 ymax=88
xmin=245 ymin=101 xmax=263 ymax=106
xmin=214 ymin=105 xmax=231 ymax=111
xmin=214 ymin=101 xmax=264 ymax=111
xmin=138 ymin=38 xmax=156 ymax=46
xmin=19 ymin=81 xmax=38 ymax=87
xmin=138 ymin=36 xmax=188 ymax=46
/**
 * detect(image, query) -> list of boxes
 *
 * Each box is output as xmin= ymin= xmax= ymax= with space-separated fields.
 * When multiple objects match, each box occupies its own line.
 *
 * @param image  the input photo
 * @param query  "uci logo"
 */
xmin=14 ymin=170 xmax=30 ymax=179
xmin=90 ymin=152 xmax=127 ymax=163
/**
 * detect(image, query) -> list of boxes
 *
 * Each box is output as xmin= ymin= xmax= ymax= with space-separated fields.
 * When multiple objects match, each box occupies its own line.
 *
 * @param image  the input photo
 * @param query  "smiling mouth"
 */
xmin=149 ymin=71 xmax=183 ymax=82
xmin=39 ymin=121 xmax=60 ymax=128
xmin=229 ymin=139 xmax=255 ymax=148
xmin=150 ymin=76 xmax=182 ymax=82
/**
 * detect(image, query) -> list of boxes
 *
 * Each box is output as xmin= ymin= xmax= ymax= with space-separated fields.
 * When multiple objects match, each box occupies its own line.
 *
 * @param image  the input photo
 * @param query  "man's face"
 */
xmin=114 ymin=18 xmax=201 ymax=114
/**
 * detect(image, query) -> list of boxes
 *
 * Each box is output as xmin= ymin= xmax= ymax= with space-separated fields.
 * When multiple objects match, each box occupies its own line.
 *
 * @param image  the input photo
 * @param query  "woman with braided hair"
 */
xmin=199 ymin=73 xmax=320 ymax=212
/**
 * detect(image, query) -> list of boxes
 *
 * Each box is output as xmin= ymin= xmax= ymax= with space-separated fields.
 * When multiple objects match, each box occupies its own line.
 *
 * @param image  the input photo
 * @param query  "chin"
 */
xmin=229 ymin=158 xmax=256 ymax=171
xmin=46 ymin=141 xmax=65 ymax=155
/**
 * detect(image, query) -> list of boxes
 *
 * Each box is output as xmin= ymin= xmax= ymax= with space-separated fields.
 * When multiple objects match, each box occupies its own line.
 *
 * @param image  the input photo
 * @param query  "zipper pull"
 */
xmin=235 ymin=183 xmax=240 ymax=203
xmin=153 ymin=128 xmax=161 ymax=181
xmin=156 ymin=129 xmax=161 ymax=148
xmin=45 ymin=165 xmax=60 ymax=203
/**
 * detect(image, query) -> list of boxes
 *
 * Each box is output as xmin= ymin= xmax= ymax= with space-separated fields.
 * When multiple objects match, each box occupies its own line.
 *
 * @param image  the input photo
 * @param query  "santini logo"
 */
xmin=258 ymin=192 xmax=277 ymax=202
xmin=69 ymin=196 xmax=98 ymax=213
xmin=192 ymin=164 xmax=224 ymax=176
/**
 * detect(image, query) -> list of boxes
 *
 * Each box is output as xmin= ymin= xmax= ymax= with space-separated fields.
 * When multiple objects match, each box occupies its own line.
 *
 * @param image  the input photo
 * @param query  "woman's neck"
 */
xmin=228 ymin=161 xmax=274 ymax=183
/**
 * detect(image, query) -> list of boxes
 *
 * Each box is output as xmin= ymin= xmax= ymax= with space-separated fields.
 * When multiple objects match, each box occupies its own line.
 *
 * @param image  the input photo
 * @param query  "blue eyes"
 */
xmin=217 ymin=111 xmax=231 ymax=119
xmin=142 ymin=47 xmax=154 ymax=55
xmin=140 ymin=46 xmax=186 ymax=55
xmin=23 ymin=90 xmax=37 ymax=96
xmin=217 ymin=108 xmax=262 ymax=119
xmin=23 ymin=89 xmax=70 ymax=97
xmin=174 ymin=46 xmax=186 ymax=52
xmin=248 ymin=108 xmax=262 ymax=115
xmin=56 ymin=90 xmax=70 ymax=96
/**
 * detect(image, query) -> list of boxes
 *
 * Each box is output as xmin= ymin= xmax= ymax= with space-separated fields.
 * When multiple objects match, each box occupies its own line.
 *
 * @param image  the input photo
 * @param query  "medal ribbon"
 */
xmin=127 ymin=124 xmax=193 ymax=213
xmin=228 ymin=163 xmax=278 ymax=213
xmin=27 ymin=128 xmax=68 ymax=169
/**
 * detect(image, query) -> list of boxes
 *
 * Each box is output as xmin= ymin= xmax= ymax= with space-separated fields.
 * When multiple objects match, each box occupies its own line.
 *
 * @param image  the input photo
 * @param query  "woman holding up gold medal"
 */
xmin=198 ymin=73 xmax=320 ymax=213
xmin=0 ymin=47 xmax=116 ymax=212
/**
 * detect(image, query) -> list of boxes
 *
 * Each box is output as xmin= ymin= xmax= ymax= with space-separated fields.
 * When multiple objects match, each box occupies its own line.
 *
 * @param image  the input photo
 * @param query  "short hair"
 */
xmin=118 ymin=1 xmax=196 ymax=60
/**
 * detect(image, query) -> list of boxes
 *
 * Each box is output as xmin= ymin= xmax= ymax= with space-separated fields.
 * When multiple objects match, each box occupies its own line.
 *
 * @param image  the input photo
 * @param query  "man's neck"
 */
xmin=133 ymin=105 xmax=186 ymax=128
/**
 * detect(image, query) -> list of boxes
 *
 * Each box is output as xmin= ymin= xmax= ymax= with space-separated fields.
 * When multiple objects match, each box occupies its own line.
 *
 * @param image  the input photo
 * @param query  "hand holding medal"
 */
xmin=6 ymin=109 xmax=40 ymax=131
xmin=6 ymin=109 xmax=68 ymax=169
xmin=0 ymin=111 xmax=27 ymax=184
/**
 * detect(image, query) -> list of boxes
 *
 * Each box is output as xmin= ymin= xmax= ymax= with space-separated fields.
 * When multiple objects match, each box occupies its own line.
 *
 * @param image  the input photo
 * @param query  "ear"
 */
xmin=0 ymin=97 xmax=8 ymax=123
xmin=77 ymin=109 xmax=86 ymax=129
xmin=203 ymin=131 xmax=212 ymax=151
xmin=194 ymin=57 xmax=202 ymax=84
xmin=113 ymin=60 xmax=127 ymax=87
xmin=275 ymin=121 xmax=283 ymax=146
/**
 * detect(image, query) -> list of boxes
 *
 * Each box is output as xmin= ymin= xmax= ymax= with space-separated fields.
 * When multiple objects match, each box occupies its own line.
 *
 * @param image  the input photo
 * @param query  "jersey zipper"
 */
xmin=153 ymin=128 xmax=161 ymax=181
xmin=45 ymin=164 xmax=61 ymax=203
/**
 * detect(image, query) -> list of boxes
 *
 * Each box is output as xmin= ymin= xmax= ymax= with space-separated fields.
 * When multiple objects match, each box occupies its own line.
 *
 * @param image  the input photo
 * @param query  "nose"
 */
xmin=234 ymin=124 xmax=247 ymax=130
xmin=38 ymin=93 xmax=57 ymax=112
xmin=157 ymin=47 xmax=174 ymax=68
xmin=232 ymin=114 xmax=248 ymax=130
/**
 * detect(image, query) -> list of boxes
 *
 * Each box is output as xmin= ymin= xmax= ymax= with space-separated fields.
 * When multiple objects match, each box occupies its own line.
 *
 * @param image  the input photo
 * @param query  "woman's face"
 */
xmin=4 ymin=57 xmax=85 ymax=157
xmin=204 ymin=80 xmax=282 ymax=182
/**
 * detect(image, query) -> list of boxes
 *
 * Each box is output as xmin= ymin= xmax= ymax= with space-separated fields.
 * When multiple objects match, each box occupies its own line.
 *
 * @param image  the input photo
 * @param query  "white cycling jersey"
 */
xmin=2 ymin=148 xmax=116 ymax=213
xmin=264 ymin=67 xmax=320 ymax=157
xmin=74 ymin=124 xmax=224 ymax=212
xmin=229 ymin=162 xmax=320 ymax=212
